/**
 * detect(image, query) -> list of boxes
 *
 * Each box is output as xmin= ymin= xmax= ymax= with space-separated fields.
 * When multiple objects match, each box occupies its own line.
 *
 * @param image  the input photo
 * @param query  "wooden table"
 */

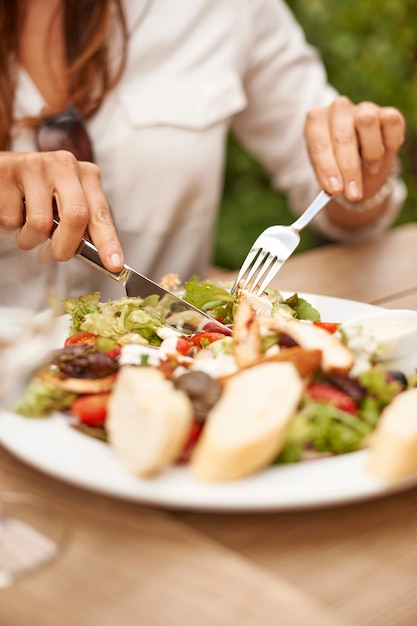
xmin=2 ymin=223 xmax=417 ymax=626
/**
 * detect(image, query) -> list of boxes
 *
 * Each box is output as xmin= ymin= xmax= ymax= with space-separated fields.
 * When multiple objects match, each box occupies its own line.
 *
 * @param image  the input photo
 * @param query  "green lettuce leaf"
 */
xmin=283 ymin=294 xmax=321 ymax=321
xmin=11 ymin=377 xmax=76 ymax=418
xmin=182 ymin=276 xmax=237 ymax=324
xmin=63 ymin=294 xmax=169 ymax=346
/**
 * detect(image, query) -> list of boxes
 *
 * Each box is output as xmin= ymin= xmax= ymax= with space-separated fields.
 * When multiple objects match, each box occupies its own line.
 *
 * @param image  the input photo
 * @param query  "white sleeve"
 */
xmin=232 ymin=0 xmax=404 ymax=240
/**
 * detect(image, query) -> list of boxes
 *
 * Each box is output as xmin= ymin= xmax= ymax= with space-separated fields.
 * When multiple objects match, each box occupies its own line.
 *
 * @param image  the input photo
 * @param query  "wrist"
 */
xmin=333 ymin=176 xmax=395 ymax=213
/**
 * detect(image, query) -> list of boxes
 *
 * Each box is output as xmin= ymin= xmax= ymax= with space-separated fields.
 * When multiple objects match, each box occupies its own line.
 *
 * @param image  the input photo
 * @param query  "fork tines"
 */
xmin=230 ymin=246 xmax=281 ymax=296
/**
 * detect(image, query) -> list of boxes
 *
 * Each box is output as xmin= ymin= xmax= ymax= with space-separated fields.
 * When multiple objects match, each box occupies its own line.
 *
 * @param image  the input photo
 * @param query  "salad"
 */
xmin=12 ymin=277 xmax=413 ymax=482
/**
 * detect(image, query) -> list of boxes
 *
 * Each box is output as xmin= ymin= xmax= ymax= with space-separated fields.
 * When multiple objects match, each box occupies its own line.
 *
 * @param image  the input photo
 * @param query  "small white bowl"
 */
xmin=340 ymin=309 xmax=417 ymax=374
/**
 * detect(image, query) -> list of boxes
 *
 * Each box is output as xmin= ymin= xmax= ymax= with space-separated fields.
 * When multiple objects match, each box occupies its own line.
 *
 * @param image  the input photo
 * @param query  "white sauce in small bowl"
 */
xmin=340 ymin=309 xmax=417 ymax=374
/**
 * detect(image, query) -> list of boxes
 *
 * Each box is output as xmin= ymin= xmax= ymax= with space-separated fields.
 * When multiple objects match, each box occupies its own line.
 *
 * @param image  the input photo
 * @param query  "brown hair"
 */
xmin=0 ymin=0 xmax=128 ymax=149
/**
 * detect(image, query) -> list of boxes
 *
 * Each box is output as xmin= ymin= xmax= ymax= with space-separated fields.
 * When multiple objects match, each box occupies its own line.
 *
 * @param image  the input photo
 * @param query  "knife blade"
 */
xmin=69 ymin=229 xmax=231 ymax=335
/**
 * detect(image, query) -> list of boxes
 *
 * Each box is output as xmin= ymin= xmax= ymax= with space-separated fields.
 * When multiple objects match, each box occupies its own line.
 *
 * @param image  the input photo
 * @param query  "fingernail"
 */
xmin=347 ymin=181 xmax=361 ymax=200
xmin=110 ymin=253 xmax=123 ymax=268
xmin=328 ymin=176 xmax=342 ymax=193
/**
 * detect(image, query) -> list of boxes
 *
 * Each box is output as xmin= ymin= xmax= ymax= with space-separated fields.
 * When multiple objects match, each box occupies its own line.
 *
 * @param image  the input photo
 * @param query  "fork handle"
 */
xmin=291 ymin=190 xmax=331 ymax=232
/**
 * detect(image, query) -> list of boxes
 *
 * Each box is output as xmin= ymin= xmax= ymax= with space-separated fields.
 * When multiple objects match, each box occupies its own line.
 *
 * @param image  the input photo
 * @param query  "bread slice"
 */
xmin=367 ymin=387 xmax=417 ymax=480
xmin=107 ymin=366 xmax=193 ymax=477
xmin=190 ymin=362 xmax=303 ymax=481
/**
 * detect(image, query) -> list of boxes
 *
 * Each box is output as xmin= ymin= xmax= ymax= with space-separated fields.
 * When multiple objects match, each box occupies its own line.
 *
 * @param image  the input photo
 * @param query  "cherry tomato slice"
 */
xmin=70 ymin=392 xmax=111 ymax=426
xmin=306 ymin=383 xmax=358 ymax=414
xmin=176 ymin=421 xmax=204 ymax=463
xmin=105 ymin=346 xmax=122 ymax=360
xmin=201 ymin=321 xmax=232 ymax=336
xmin=65 ymin=332 xmax=98 ymax=347
xmin=176 ymin=338 xmax=193 ymax=355
xmin=188 ymin=331 xmax=226 ymax=347
xmin=313 ymin=322 xmax=340 ymax=334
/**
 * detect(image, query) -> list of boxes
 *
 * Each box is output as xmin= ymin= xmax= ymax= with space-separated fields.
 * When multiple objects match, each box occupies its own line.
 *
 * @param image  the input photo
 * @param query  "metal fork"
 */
xmin=230 ymin=190 xmax=331 ymax=295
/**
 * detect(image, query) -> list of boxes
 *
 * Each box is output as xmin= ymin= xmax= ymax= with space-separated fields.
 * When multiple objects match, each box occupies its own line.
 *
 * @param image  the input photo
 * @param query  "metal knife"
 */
xmin=57 ymin=223 xmax=231 ymax=335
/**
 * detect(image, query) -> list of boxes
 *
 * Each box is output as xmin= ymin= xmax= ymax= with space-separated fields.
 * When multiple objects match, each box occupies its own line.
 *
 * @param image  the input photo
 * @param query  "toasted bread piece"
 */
xmin=218 ymin=347 xmax=322 ymax=386
xmin=249 ymin=346 xmax=322 ymax=379
xmin=190 ymin=362 xmax=303 ymax=481
xmin=367 ymin=388 xmax=417 ymax=480
xmin=38 ymin=369 xmax=116 ymax=393
xmin=107 ymin=366 xmax=193 ymax=477
xmin=258 ymin=317 xmax=353 ymax=374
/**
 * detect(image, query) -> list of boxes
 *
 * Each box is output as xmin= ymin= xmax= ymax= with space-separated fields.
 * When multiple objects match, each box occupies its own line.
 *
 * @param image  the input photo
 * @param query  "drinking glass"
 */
xmin=0 ymin=491 xmax=69 ymax=589
xmin=0 ymin=265 xmax=70 ymax=588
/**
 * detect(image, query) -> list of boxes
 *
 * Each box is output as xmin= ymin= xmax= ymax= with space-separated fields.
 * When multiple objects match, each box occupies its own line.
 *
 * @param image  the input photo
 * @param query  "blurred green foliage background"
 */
xmin=213 ymin=0 xmax=417 ymax=269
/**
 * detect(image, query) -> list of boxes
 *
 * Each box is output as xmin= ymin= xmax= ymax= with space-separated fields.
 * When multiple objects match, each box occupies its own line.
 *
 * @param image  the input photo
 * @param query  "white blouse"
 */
xmin=1 ymin=0 xmax=405 ymax=305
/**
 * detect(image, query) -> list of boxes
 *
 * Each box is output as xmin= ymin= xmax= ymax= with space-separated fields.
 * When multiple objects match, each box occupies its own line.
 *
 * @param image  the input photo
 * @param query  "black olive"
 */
xmin=174 ymin=371 xmax=222 ymax=422
xmin=387 ymin=370 xmax=408 ymax=388
xmin=324 ymin=372 xmax=367 ymax=403
xmin=279 ymin=333 xmax=298 ymax=348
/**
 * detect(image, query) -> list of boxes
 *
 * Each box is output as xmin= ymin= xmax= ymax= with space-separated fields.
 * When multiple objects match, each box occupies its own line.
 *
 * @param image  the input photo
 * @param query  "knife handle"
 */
xmin=52 ymin=218 xmax=128 ymax=287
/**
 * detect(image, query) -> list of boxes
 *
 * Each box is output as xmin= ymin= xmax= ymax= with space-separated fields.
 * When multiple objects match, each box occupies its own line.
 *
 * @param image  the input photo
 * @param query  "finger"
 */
xmin=78 ymin=162 xmax=124 ymax=271
xmin=0 ymin=155 xmax=27 ymax=232
xmin=17 ymin=196 xmax=53 ymax=250
xmin=328 ymin=96 xmax=362 ymax=200
xmin=47 ymin=155 xmax=91 ymax=262
xmin=380 ymin=107 xmax=406 ymax=151
xmin=0 ymin=191 xmax=25 ymax=233
xmin=354 ymin=102 xmax=385 ymax=175
xmin=29 ymin=151 xmax=88 ymax=261
xmin=304 ymin=105 xmax=344 ymax=195
xmin=16 ymin=169 xmax=56 ymax=250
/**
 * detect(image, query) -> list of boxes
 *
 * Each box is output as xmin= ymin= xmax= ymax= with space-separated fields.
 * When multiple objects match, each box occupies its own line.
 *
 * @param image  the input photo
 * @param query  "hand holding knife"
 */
xmin=52 ymin=218 xmax=231 ymax=335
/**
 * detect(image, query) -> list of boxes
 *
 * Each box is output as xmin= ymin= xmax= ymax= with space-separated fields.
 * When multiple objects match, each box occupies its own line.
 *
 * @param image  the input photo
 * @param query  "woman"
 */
xmin=0 ymin=0 xmax=406 ymax=304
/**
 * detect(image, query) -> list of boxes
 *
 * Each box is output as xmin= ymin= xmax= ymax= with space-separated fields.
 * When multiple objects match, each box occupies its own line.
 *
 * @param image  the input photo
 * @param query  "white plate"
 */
xmin=1 ymin=292 xmax=417 ymax=512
